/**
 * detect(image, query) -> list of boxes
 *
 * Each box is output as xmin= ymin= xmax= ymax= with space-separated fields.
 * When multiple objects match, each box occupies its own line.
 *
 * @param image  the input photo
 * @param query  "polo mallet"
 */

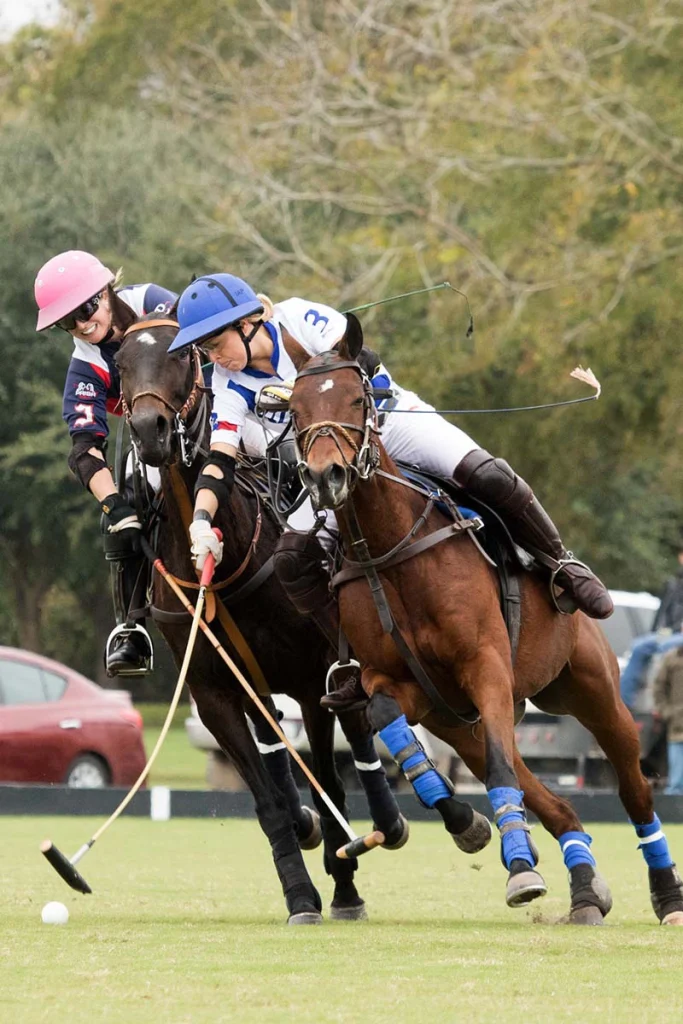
xmin=40 ymin=531 xmax=222 ymax=894
xmin=147 ymin=545 xmax=384 ymax=861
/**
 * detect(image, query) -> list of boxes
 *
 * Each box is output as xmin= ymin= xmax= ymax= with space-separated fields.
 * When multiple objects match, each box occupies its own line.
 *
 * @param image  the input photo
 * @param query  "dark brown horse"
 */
xmin=288 ymin=314 xmax=683 ymax=925
xmin=114 ymin=317 xmax=408 ymax=924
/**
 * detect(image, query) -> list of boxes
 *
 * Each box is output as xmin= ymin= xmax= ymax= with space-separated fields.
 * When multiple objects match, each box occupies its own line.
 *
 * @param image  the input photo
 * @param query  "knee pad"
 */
xmin=274 ymin=532 xmax=331 ymax=614
xmin=454 ymin=449 xmax=531 ymax=519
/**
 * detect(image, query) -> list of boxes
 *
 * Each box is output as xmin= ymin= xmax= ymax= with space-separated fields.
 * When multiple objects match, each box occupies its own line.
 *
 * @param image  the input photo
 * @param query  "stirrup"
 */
xmin=548 ymin=554 xmax=587 ymax=615
xmin=105 ymin=623 xmax=154 ymax=677
xmin=325 ymin=658 xmax=361 ymax=694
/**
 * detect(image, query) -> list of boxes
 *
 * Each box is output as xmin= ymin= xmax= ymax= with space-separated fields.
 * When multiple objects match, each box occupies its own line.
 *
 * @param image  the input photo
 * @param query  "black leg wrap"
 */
xmin=248 ymin=705 xmax=310 ymax=835
xmin=272 ymin=826 xmax=322 ymax=915
xmin=348 ymin=731 xmax=401 ymax=835
xmin=649 ymin=864 xmax=683 ymax=923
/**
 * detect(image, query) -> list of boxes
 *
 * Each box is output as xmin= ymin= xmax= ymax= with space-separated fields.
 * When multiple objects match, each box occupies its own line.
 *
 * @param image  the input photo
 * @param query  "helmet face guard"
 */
xmin=34 ymin=251 xmax=114 ymax=331
xmin=169 ymin=273 xmax=264 ymax=352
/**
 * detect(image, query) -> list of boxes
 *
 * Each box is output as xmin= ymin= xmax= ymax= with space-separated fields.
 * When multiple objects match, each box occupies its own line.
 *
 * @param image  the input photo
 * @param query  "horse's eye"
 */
xmin=351 ymin=396 xmax=364 ymax=408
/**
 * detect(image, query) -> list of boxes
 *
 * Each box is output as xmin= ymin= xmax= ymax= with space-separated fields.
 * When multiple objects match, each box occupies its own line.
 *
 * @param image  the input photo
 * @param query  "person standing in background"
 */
xmin=652 ymin=645 xmax=683 ymax=794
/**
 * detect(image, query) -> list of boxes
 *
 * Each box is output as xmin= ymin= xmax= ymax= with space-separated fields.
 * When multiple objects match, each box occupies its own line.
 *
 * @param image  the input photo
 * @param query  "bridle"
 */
xmin=119 ymin=318 xmax=210 ymax=467
xmin=293 ymin=359 xmax=381 ymax=487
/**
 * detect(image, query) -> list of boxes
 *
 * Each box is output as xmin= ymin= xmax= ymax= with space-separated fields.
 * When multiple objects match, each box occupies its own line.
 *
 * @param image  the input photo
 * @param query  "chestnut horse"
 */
xmin=288 ymin=314 xmax=683 ymax=925
xmin=114 ymin=317 xmax=407 ymax=924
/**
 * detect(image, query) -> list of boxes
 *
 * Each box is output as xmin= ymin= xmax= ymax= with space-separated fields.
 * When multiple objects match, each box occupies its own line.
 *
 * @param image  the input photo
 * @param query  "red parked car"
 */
xmin=0 ymin=647 xmax=147 ymax=787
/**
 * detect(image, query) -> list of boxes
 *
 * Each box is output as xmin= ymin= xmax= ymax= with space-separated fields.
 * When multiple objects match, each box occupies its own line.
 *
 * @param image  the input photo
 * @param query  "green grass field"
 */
xmin=144 ymin=725 xmax=208 ymax=790
xmin=3 ymin=820 xmax=683 ymax=1023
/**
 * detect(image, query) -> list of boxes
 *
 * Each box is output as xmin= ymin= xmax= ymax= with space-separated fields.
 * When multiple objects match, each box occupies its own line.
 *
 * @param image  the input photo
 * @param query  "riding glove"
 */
xmin=100 ymin=493 xmax=142 ymax=534
xmin=189 ymin=518 xmax=224 ymax=571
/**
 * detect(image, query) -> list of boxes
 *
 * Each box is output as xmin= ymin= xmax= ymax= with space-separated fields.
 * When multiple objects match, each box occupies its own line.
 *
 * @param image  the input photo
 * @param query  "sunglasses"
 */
xmin=200 ymin=322 xmax=244 ymax=352
xmin=199 ymin=330 xmax=225 ymax=353
xmin=56 ymin=292 xmax=103 ymax=332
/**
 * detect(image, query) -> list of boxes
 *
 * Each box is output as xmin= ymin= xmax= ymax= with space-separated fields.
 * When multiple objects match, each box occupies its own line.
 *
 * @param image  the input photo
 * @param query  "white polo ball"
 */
xmin=41 ymin=901 xmax=69 ymax=925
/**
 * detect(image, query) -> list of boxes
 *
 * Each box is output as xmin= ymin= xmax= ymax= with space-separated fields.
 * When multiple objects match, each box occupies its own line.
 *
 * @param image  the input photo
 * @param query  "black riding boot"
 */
xmin=273 ymin=532 xmax=368 ymax=712
xmin=454 ymin=449 xmax=613 ymax=620
xmin=102 ymin=514 xmax=153 ymax=677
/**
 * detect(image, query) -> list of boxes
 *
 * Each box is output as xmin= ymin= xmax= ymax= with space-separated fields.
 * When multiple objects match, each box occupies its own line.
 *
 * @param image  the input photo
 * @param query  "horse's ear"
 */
xmin=168 ymin=297 xmax=180 ymax=318
xmin=338 ymin=312 xmax=364 ymax=361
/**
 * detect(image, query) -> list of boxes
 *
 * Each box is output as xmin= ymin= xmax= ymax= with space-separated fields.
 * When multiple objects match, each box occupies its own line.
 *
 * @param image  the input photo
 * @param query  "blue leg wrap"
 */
xmin=489 ymin=786 xmax=536 ymax=870
xmin=379 ymin=715 xmax=451 ymax=808
xmin=632 ymin=813 xmax=674 ymax=870
xmin=559 ymin=831 xmax=596 ymax=870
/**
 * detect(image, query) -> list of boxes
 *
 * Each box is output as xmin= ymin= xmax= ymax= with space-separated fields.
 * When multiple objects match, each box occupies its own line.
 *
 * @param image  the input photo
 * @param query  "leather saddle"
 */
xmin=395 ymin=462 xmax=534 ymax=662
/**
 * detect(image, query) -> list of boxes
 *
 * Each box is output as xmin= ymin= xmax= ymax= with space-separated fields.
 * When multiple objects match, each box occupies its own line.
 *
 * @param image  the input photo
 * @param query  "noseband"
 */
xmin=120 ymin=318 xmax=209 ymax=466
xmin=293 ymin=359 xmax=380 ymax=484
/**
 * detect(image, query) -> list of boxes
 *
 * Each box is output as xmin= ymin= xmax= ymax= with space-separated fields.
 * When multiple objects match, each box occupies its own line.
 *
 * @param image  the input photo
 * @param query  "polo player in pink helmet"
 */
xmin=34 ymin=250 xmax=177 ymax=676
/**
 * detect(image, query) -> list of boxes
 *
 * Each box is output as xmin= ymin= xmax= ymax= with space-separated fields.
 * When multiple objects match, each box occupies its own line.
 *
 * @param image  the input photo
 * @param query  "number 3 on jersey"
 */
xmin=304 ymin=308 xmax=330 ymax=330
xmin=74 ymin=402 xmax=95 ymax=428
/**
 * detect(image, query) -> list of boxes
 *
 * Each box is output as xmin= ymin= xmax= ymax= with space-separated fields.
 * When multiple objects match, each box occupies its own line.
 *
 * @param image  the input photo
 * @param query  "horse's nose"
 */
xmin=305 ymin=463 xmax=349 ymax=509
xmin=130 ymin=408 xmax=171 ymax=466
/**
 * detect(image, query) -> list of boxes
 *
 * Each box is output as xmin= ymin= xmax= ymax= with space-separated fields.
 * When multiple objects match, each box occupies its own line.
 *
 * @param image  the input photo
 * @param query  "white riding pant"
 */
xmin=286 ymin=388 xmax=479 ymax=550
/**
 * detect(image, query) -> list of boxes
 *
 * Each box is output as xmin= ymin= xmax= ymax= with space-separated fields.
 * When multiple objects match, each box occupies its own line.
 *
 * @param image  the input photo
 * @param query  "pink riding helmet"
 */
xmin=34 ymin=250 xmax=115 ymax=331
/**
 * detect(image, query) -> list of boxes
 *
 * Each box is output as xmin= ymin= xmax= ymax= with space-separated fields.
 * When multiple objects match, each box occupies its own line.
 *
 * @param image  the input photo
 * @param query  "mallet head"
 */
xmin=40 ymin=840 xmax=92 ymax=895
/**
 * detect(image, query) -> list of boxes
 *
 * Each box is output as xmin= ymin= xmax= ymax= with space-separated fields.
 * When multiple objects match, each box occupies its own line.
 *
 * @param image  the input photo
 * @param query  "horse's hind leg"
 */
xmin=367 ymin=689 xmax=491 ymax=854
xmin=247 ymin=699 xmax=322 ymax=850
xmin=336 ymin=707 xmax=409 ymax=850
xmin=429 ymin=719 xmax=612 ymax=925
xmin=300 ymin=699 xmax=367 ymax=920
xmin=547 ymin=619 xmax=683 ymax=926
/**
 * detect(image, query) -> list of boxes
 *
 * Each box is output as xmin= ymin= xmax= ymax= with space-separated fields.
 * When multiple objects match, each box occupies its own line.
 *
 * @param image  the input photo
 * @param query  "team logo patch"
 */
xmin=75 ymin=381 xmax=97 ymax=398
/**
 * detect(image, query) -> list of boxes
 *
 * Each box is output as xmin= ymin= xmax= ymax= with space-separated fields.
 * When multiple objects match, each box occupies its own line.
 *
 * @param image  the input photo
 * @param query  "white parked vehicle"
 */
xmin=186 ymin=589 xmax=662 ymax=791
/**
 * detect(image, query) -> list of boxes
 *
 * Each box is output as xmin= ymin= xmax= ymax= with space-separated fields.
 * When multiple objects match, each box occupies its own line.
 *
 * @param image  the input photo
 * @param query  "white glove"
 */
xmin=189 ymin=519 xmax=224 ymax=572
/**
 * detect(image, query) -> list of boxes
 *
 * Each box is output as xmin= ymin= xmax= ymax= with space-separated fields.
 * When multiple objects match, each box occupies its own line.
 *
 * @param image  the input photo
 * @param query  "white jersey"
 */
xmin=209 ymin=295 xmax=479 ymax=541
xmin=210 ymin=297 xmax=351 ymax=448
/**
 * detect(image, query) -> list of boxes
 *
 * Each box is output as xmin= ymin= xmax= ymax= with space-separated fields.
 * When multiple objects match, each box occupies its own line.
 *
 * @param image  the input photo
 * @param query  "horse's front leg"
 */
xmin=246 ymin=698 xmax=323 ymax=850
xmin=366 ymin=677 xmax=491 ymax=854
xmin=336 ymin=707 xmax=409 ymax=851
xmin=189 ymin=677 xmax=322 ymax=925
xmin=463 ymin=650 xmax=547 ymax=908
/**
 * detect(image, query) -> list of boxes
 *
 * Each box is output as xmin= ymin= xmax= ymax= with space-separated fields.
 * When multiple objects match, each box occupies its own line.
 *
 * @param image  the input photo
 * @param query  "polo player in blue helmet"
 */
xmin=169 ymin=273 xmax=613 ymax=712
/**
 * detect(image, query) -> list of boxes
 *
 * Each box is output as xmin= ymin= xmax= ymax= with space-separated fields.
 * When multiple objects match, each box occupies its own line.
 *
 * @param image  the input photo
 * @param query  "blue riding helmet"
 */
xmin=168 ymin=273 xmax=264 ymax=352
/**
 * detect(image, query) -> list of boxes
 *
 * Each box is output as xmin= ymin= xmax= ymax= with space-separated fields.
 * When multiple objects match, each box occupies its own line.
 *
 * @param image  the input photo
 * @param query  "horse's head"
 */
xmin=115 ymin=318 xmax=205 ymax=467
xmin=291 ymin=313 xmax=379 ymax=509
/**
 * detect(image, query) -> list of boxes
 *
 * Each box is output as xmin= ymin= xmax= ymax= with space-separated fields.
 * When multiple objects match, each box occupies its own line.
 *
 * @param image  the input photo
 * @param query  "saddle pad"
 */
xmin=398 ymin=466 xmax=479 ymax=521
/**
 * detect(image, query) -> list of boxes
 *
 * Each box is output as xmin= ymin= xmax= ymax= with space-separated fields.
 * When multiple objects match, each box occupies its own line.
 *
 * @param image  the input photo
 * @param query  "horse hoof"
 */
xmin=381 ymin=814 xmax=410 ymax=851
xmin=568 ymin=905 xmax=606 ymax=925
xmin=298 ymin=806 xmax=323 ymax=851
xmin=662 ymin=911 xmax=683 ymax=926
xmin=451 ymin=810 xmax=493 ymax=854
xmin=287 ymin=911 xmax=323 ymax=926
xmin=330 ymin=900 xmax=368 ymax=921
xmin=506 ymin=870 xmax=548 ymax=908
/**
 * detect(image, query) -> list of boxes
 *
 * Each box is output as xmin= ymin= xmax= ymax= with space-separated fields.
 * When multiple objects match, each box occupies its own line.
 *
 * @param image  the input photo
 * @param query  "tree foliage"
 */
xmin=1 ymin=0 xmax=682 ymax=677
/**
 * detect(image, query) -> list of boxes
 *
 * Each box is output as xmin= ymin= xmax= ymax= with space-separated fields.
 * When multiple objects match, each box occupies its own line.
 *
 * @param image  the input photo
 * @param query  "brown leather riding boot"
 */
xmin=274 ymin=531 xmax=369 ymax=712
xmin=454 ymin=450 xmax=613 ymax=620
